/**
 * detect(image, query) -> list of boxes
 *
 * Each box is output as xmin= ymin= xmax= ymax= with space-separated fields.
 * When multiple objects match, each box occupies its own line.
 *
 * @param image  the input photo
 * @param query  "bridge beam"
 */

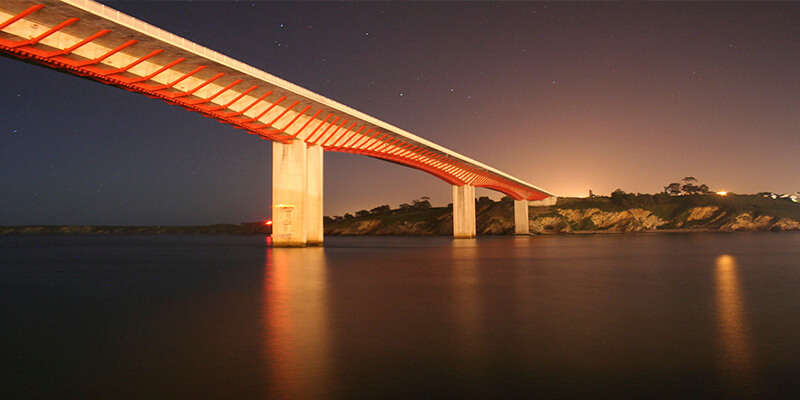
xmin=514 ymin=200 xmax=530 ymax=235
xmin=453 ymin=185 xmax=476 ymax=238
xmin=306 ymin=144 xmax=324 ymax=246
xmin=272 ymin=139 xmax=307 ymax=247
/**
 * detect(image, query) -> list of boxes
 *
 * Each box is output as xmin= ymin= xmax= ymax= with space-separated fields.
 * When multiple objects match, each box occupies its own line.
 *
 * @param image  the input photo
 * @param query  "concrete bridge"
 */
xmin=0 ymin=0 xmax=556 ymax=246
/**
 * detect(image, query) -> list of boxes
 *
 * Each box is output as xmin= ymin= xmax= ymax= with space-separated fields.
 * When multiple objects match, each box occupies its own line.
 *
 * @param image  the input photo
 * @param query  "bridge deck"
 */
xmin=0 ymin=0 xmax=554 ymax=200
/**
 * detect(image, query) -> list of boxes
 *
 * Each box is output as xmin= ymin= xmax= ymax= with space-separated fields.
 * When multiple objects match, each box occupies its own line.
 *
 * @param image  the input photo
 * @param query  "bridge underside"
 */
xmin=1 ymin=0 xmax=556 ymax=246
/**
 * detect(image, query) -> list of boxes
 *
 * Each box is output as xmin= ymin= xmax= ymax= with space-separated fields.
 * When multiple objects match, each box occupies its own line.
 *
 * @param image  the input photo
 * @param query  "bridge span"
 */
xmin=1 ymin=0 xmax=556 ymax=246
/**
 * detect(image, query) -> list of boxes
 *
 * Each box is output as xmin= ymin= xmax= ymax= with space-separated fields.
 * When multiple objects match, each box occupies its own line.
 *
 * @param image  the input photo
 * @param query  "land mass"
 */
xmin=3 ymin=194 xmax=799 ymax=236
xmin=0 ymin=223 xmax=271 ymax=235
xmin=324 ymin=193 xmax=800 ymax=235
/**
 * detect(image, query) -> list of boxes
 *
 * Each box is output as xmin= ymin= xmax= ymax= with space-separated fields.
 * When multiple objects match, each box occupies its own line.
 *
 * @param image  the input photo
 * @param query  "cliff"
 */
xmin=325 ymin=194 xmax=800 ymax=235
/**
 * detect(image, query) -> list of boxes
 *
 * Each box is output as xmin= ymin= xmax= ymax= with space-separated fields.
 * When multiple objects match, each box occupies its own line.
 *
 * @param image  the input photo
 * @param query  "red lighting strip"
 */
xmin=372 ymin=138 xmax=397 ymax=153
xmin=308 ymin=116 xmax=342 ymax=145
xmin=237 ymin=96 xmax=286 ymax=123
xmin=260 ymin=104 xmax=313 ymax=135
xmin=184 ymin=79 xmax=242 ymax=105
xmin=0 ymin=5 xmax=44 ymax=30
xmin=219 ymin=90 xmax=273 ymax=117
xmin=303 ymin=113 xmax=334 ymax=142
xmin=317 ymin=119 xmax=349 ymax=146
xmin=120 ymin=57 xmax=186 ymax=83
xmin=374 ymin=137 xmax=400 ymax=153
xmin=197 ymin=85 xmax=258 ymax=111
xmin=289 ymin=108 xmax=323 ymax=139
xmin=323 ymin=122 xmax=357 ymax=147
xmin=331 ymin=126 xmax=364 ymax=148
xmin=70 ymin=40 xmax=138 ymax=67
xmin=137 ymin=65 xmax=206 ymax=91
xmin=6 ymin=17 xmax=79 ymax=48
xmin=362 ymin=133 xmax=387 ymax=151
xmin=166 ymin=72 xmax=224 ymax=98
xmin=331 ymin=147 xmax=465 ymax=186
xmin=343 ymin=128 xmax=372 ymax=148
xmin=41 ymin=29 xmax=111 ymax=58
xmin=250 ymin=101 xmax=300 ymax=131
xmin=351 ymin=130 xmax=380 ymax=149
xmin=387 ymin=142 xmax=413 ymax=156
xmin=89 ymin=49 xmax=163 ymax=76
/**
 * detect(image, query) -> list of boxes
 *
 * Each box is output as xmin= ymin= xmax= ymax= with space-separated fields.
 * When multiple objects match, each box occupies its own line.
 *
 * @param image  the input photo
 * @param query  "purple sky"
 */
xmin=1 ymin=1 xmax=799 ymax=225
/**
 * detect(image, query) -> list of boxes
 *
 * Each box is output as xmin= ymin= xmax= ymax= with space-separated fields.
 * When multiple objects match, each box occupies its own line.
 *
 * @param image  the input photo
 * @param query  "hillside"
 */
xmin=325 ymin=194 xmax=800 ymax=235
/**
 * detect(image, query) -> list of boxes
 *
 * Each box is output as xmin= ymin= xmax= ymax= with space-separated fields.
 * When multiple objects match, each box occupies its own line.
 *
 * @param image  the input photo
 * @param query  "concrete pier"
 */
xmin=306 ymin=144 xmax=324 ymax=246
xmin=453 ymin=185 xmax=476 ymax=238
xmin=272 ymin=140 xmax=308 ymax=247
xmin=514 ymin=200 xmax=530 ymax=235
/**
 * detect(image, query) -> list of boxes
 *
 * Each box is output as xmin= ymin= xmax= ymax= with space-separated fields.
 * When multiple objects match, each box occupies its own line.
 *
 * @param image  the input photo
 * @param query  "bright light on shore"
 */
xmin=716 ymin=191 xmax=728 ymax=196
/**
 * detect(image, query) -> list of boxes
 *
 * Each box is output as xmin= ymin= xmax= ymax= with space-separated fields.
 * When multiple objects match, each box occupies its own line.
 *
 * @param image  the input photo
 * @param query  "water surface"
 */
xmin=2 ymin=233 xmax=800 ymax=398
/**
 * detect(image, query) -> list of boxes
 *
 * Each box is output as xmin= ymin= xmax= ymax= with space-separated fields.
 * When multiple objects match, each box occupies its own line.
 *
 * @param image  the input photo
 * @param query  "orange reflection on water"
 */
xmin=263 ymin=245 xmax=332 ymax=399
xmin=450 ymin=239 xmax=485 ymax=361
xmin=715 ymin=254 xmax=757 ymax=394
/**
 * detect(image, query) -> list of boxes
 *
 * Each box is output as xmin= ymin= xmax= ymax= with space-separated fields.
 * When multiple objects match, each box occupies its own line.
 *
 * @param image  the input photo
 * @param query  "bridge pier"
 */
xmin=453 ymin=185 xmax=476 ymax=238
xmin=272 ymin=139 xmax=308 ymax=247
xmin=514 ymin=200 xmax=530 ymax=235
xmin=306 ymin=144 xmax=324 ymax=246
xmin=272 ymin=140 xmax=325 ymax=247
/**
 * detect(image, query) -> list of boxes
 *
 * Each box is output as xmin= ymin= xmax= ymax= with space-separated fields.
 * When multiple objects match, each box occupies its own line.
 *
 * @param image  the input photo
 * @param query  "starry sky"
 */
xmin=2 ymin=1 xmax=799 ymax=225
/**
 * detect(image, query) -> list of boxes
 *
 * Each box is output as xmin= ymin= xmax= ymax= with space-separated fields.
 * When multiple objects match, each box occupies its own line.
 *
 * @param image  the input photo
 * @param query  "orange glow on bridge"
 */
xmin=0 ymin=1 xmax=553 ymax=202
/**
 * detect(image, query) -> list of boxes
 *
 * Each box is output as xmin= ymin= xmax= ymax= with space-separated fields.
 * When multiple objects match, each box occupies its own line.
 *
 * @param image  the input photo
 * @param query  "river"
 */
xmin=2 ymin=233 xmax=800 ymax=399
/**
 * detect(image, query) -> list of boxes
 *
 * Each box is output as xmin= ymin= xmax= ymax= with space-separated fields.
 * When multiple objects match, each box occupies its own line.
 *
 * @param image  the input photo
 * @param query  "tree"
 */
xmin=611 ymin=189 xmax=637 ymax=207
xmin=683 ymin=176 xmax=697 ymax=184
xmin=477 ymin=196 xmax=492 ymax=204
xmin=682 ymin=184 xmax=701 ymax=194
xmin=370 ymin=204 xmax=391 ymax=214
xmin=699 ymin=184 xmax=709 ymax=193
xmin=412 ymin=196 xmax=431 ymax=209
xmin=665 ymin=182 xmax=682 ymax=195
xmin=355 ymin=210 xmax=370 ymax=217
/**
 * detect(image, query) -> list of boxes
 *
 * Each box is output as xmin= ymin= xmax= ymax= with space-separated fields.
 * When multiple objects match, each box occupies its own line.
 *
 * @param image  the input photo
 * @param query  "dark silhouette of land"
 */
xmin=3 ymin=193 xmax=798 ymax=235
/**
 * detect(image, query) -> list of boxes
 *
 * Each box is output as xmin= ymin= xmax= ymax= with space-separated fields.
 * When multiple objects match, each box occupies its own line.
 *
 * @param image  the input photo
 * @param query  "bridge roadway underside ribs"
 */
xmin=0 ymin=0 xmax=554 ymax=246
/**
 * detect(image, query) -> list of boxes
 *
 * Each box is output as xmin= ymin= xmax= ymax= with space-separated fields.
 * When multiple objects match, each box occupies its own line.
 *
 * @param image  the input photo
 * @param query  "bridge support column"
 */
xmin=306 ymin=144 xmax=324 ymax=246
xmin=272 ymin=139 xmax=307 ymax=247
xmin=514 ymin=200 xmax=530 ymax=235
xmin=453 ymin=185 xmax=476 ymax=238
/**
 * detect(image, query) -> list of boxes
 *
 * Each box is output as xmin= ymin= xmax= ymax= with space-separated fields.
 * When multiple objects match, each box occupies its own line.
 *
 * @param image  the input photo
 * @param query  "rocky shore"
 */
xmin=325 ymin=194 xmax=800 ymax=235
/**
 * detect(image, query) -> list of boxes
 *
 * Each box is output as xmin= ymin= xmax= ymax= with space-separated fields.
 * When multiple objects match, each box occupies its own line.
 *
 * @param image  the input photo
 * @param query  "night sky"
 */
xmin=2 ymin=1 xmax=799 ymax=225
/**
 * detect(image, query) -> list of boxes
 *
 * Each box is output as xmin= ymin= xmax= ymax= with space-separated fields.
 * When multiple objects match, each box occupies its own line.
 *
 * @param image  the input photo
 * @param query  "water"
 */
xmin=2 ymin=233 xmax=800 ymax=399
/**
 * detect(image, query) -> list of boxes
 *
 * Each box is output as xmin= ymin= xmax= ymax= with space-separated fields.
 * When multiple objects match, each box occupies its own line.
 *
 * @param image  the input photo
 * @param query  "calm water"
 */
xmin=2 ymin=233 xmax=800 ymax=399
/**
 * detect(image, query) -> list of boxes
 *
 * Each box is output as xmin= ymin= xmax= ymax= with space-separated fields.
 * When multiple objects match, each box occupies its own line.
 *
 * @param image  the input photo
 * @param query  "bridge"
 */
xmin=0 ymin=0 xmax=556 ymax=246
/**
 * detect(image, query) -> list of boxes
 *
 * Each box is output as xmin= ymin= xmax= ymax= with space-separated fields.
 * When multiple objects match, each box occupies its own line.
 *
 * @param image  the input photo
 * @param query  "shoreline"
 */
xmin=2 ymin=225 xmax=798 ymax=236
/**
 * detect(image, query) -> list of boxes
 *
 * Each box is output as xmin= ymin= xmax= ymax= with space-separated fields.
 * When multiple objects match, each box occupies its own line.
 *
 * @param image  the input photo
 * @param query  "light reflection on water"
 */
xmin=715 ymin=254 xmax=758 ymax=396
xmin=263 ymin=244 xmax=333 ymax=399
xmin=450 ymin=239 xmax=484 ymax=363
xmin=4 ymin=233 xmax=800 ymax=398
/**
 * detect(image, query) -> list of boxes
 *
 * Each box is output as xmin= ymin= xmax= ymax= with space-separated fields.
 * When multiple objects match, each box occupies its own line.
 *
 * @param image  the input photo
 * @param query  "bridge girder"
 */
xmin=0 ymin=0 xmax=554 ymax=201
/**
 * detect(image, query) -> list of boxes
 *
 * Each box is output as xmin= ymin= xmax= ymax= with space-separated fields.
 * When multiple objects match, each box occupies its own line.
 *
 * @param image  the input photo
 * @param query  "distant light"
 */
xmin=265 ymin=220 xmax=273 ymax=225
xmin=275 ymin=204 xmax=295 ymax=209
xmin=716 ymin=191 xmax=728 ymax=196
